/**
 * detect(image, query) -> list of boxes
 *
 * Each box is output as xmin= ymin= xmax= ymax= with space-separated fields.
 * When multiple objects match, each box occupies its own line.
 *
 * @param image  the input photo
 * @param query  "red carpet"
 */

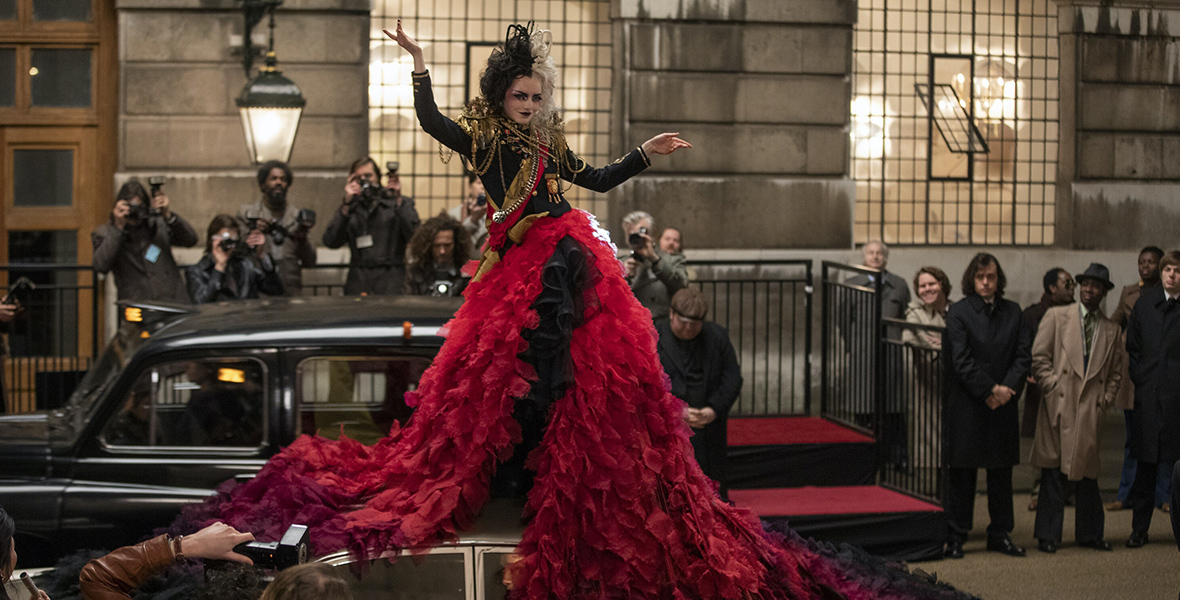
xmin=730 ymin=486 xmax=942 ymax=516
xmin=728 ymin=417 xmax=874 ymax=446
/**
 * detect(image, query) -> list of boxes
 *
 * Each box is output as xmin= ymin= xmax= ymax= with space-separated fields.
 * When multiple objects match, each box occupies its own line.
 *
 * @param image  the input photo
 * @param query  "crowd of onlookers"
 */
xmin=854 ymin=240 xmax=1180 ymax=559
xmin=90 ymin=158 xmax=476 ymax=307
xmin=88 ymin=161 xmax=702 ymax=313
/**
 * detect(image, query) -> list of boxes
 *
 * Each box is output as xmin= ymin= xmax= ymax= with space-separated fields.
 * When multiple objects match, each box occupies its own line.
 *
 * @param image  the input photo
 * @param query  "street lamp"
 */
xmin=236 ymin=1 xmax=305 ymax=164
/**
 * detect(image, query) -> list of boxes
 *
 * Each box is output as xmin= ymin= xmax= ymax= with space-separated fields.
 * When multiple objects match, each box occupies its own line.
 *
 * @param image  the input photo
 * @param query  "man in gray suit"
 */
xmin=621 ymin=211 xmax=688 ymax=321
xmin=846 ymin=240 xmax=912 ymax=469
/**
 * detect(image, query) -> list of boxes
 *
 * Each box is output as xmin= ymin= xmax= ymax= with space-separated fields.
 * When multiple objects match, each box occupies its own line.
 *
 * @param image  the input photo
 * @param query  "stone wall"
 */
xmin=114 ymin=0 xmax=369 ymax=246
xmin=607 ymin=0 xmax=855 ymax=248
xmin=1057 ymin=1 xmax=1180 ymax=250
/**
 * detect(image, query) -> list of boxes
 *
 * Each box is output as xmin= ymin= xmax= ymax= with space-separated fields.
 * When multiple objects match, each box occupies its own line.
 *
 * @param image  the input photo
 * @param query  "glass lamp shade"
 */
xmin=236 ymin=65 xmax=305 ymax=164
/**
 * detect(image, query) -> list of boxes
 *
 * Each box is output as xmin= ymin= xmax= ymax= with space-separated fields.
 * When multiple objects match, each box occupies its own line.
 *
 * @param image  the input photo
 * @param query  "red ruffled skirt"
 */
xmin=182 ymin=211 xmax=967 ymax=600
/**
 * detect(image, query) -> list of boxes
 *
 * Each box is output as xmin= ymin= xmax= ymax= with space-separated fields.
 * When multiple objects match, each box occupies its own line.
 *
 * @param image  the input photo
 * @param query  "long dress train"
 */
xmin=174 ymin=211 xmax=972 ymax=600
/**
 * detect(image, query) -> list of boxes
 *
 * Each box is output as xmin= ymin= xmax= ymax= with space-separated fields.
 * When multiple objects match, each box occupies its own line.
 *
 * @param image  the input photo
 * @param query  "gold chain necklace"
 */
xmin=492 ymin=139 xmax=542 ymax=223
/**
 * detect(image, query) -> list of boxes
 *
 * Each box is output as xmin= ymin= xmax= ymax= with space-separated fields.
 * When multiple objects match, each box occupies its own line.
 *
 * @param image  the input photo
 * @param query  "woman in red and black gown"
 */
xmin=180 ymin=21 xmax=973 ymax=600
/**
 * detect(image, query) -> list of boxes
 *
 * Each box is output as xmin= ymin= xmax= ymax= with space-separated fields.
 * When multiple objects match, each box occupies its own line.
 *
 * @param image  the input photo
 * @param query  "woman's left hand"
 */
xmin=642 ymin=133 xmax=692 ymax=156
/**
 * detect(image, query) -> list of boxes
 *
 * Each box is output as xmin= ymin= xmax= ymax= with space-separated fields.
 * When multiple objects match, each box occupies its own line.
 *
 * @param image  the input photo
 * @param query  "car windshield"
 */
xmin=63 ymin=324 xmax=147 ymax=434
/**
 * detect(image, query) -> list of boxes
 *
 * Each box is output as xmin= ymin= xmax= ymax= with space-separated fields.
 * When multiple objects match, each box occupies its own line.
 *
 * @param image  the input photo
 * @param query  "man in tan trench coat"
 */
xmin=1030 ymin=263 xmax=1124 ymax=553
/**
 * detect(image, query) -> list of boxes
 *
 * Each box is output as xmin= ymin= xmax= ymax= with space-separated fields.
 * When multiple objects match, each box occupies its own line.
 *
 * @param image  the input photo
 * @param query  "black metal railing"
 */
xmin=880 ymin=318 xmax=946 ymax=504
xmin=0 ymin=265 xmax=100 ymax=414
xmin=693 ymin=260 xmax=812 ymax=416
xmin=820 ymin=261 xmax=882 ymax=432
xmin=820 ymin=261 xmax=947 ymax=505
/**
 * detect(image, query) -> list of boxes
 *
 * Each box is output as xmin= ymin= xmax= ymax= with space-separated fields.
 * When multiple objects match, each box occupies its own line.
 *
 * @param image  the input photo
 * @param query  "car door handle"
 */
xmin=234 ymin=473 xmax=257 ymax=483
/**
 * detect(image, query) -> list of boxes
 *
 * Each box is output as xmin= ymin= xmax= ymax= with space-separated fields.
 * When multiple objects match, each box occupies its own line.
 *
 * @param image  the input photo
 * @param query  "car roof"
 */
xmin=137 ymin=295 xmax=463 ymax=351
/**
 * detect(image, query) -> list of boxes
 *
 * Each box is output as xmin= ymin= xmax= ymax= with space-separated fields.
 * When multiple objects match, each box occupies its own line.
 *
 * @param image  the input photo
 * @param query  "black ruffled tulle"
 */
xmin=494 ymin=236 xmax=602 ymax=498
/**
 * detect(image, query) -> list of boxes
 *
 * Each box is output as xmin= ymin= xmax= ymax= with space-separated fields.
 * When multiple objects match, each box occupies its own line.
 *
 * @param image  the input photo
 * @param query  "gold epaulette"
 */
xmin=457 ymin=98 xmax=502 ymax=147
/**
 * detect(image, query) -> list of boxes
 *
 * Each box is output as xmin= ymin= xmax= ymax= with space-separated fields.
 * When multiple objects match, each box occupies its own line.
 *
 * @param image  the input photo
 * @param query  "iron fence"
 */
xmin=0 ymin=265 xmax=99 ymax=414
xmin=880 ymin=318 xmax=946 ymax=504
xmin=692 ymin=260 xmax=812 ymax=416
xmin=820 ymin=261 xmax=882 ymax=432
xmin=820 ymin=261 xmax=947 ymax=505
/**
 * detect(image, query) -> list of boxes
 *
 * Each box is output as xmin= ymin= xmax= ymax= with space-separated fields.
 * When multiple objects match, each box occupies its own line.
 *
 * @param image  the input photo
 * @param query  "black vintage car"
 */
xmin=0 ymin=295 xmax=461 ymax=566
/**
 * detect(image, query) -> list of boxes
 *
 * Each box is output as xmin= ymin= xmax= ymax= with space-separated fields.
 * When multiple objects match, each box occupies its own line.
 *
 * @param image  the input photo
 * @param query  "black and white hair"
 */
xmin=479 ymin=22 xmax=558 ymax=125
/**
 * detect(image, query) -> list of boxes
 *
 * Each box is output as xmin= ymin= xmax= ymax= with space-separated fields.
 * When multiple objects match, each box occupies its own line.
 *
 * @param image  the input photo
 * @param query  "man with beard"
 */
xmin=92 ymin=180 xmax=197 ymax=303
xmin=238 ymin=160 xmax=317 ymax=295
xmin=324 ymin=158 xmax=421 ymax=295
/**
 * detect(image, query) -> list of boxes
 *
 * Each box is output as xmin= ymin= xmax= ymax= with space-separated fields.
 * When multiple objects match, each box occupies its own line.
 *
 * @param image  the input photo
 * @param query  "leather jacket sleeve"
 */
xmin=166 ymin=213 xmax=199 ymax=248
xmin=187 ymin=258 xmax=226 ymax=305
xmin=79 ymin=534 xmax=176 ymax=600
xmin=91 ymin=223 xmax=126 ymax=275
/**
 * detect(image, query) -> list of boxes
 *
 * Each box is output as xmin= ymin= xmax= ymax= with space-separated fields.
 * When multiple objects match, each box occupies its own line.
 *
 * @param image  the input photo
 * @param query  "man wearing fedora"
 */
xmin=1029 ymin=263 xmax=1124 ymax=553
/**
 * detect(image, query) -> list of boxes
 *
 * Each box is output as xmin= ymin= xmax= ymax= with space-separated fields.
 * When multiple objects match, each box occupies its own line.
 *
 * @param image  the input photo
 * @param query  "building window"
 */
xmin=852 ymin=0 xmax=1059 ymax=245
xmin=369 ymin=1 xmax=612 ymax=219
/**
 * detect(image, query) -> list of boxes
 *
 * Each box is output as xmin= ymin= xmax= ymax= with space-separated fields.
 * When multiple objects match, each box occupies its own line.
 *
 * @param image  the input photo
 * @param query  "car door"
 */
xmin=60 ymin=348 xmax=280 ymax=552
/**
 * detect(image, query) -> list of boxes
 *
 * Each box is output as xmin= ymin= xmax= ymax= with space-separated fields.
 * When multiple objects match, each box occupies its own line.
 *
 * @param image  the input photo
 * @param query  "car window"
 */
xmin=478 ymin=549 xmax=518 ymax=599
xmin=297 ymin=356 xmax=430 ymax=444
xmin=323 ymin=549 xmax=470 ymax=600
xmin=101 ymin=358 xmax=266 ymax=448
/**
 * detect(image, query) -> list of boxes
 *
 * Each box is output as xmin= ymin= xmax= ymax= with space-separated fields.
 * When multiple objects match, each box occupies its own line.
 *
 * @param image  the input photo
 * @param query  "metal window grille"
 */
xmin=852 ymin=0 xmax=1059 ymax=245
xmin=369 ymin=1 xmax=613 ymax=220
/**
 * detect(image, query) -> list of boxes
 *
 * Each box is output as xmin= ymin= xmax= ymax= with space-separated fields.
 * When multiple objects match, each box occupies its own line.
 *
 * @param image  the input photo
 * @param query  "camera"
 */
xmin=386 ymin=161 xmax=400 ymax=178
xmin=218 ymin=237 xmax=240 ymax=253
xmin=246 ymin=209 xmax=314 ymax=246
xmin=226 ymin=524 xmax=309 ymax=571
xmin=627 ymin=226 xmax=648 ymax=250
xmin=127 ymin=201 xmax=151 ymax=222
xmin=148 ymin=176 xmax=166 ymax=197
xmin=476 ymin=192 xmax=487 ymax=207
xmin=355 ymin=179 xmax=383 ymax=208
xmin=431 ymin=280 xmax=454 ymax=297
xmin=2 ymin=276 xmax=35 ymax=306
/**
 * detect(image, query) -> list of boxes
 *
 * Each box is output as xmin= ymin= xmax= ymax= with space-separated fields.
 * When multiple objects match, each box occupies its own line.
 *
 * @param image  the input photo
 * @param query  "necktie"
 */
xmin=1084 ymin=311 xmax=1097 ymax=357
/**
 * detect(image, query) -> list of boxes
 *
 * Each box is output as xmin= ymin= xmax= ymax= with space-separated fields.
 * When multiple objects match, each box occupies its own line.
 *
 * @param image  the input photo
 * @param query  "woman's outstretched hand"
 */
xmin=641 ymin=133 xmax=693 ymax=157
xmin=384 ymin=19 xmax=425 ymax=73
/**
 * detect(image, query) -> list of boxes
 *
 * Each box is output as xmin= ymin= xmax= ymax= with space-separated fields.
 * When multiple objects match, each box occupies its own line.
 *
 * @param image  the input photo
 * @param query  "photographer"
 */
xmin=322 ymin=158 xmax=421 ymax=295
xmin=621 ymin=211 xmax=688 ymax=321
xmin=92 ymin=181 xmax=197 ymax=304
xmin=187 ymin=215 xmax=284 ymax=304
xmin=447 ymin=172 xmax=488 ymax=260
xmin=404 ymin=212 xmax=471 ymax=297
xmin=238 ymin=161 xmax=317 ymax=296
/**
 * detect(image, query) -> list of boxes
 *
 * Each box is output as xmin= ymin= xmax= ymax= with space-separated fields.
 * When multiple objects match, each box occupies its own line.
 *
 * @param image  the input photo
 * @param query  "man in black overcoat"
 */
xmin=1124 ymin=250 xmax=1180 ymax=548
xmin=942 ymin=253 xmax=1031 ymax=559
xmin=656 ymin=288 xmax=742 ymax=499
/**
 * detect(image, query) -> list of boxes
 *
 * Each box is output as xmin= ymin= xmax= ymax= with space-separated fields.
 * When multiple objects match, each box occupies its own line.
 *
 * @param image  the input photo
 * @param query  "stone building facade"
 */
xmin=115 ymin=0 xmax=369 ymax=245
xmin=5 ymin=0 xmax=1171 ymax=298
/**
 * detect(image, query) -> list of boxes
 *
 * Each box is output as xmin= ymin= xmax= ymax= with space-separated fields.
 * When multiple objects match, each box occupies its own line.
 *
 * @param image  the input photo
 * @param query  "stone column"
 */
xmin=1055 ymin=0 xmax=1180 ymax=250
xmin=607 ymin=0 xmax=856 ymax=249
xmin=115 ymin=0 xmax=369 ymax=249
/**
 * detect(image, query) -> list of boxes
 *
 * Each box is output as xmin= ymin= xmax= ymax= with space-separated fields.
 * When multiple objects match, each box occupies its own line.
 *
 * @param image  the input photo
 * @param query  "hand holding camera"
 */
xmin=183 ymin=522 xmax=256 ymax=565
xmin=246 ymin=229 xmax=267 ymax=257
xmin=112 ymin=200 xmax=131 ymax=230
xmin=628 ymin=227 xmax=656 ymax=262
xmin=148 ymin=176 xmax=171 ymax=220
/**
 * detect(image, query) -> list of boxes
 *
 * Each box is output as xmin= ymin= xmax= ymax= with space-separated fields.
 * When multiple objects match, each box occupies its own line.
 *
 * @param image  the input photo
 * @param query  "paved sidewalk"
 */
xmin=922 ymin=493 xmax=1178 ymax=600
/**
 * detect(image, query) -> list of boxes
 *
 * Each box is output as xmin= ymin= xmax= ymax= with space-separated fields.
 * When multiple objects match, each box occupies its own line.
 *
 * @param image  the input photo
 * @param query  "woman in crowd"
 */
xmin=187 ymin=215 xmax=284 ymax=304
xmin=1 ymin=506 xmax=50 ymax=600
xmin=175 ymin=20 xmax=970 ymax=600
xmin=404 ymin=212 xmax=472 ymax=296
xmin=903 ymin=266 xmax=953 ymax=487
